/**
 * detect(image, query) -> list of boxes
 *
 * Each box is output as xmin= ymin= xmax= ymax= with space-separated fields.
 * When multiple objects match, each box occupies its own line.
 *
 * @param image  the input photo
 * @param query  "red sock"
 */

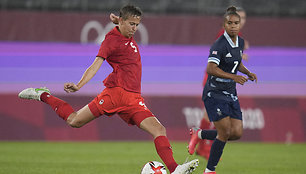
xmin=40 ymin=92 xmax=74 ymax=121
xmin=154 ymin=136 xmax=178 ymax=173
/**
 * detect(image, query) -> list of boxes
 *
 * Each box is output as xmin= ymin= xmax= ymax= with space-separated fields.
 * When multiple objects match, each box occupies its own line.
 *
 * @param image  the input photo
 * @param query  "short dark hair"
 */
xmin=119 ymin=5 xmax=142 ymax=20
xmin=224 ymin=6 xmax=241 ymax=21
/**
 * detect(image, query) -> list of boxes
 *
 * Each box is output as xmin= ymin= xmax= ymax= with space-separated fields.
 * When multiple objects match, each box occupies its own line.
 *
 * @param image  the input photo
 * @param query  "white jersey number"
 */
xmin=130 ymin=42 xmax=138 ymax=53
xmin=231 ymin=61 xmax=239 ymax=73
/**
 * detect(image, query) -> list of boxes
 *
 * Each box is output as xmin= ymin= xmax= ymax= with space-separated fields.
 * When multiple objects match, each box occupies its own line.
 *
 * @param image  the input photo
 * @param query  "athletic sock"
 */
xmin=154 ymin=136 xmax=178 ymax=173
xmin=40 ymin=92 xmax=74 ymax=121
xmin=206 ymin=138 xmax=226 ymax=171
xmin=200 ymin=130 xmax=217 ymax=140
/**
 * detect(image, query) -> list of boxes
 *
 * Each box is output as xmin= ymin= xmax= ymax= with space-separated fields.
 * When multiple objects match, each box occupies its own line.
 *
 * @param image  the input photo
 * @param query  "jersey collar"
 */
xmin=113 ymin=26 xmax=133 ymax=40
xmin=224 ymin=31 xmax=239 ymax=48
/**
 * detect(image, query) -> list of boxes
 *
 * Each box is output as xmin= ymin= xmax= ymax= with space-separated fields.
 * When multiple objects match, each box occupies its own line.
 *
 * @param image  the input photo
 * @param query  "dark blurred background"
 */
xmin=1 ymin=0 xmax=306 ymax=17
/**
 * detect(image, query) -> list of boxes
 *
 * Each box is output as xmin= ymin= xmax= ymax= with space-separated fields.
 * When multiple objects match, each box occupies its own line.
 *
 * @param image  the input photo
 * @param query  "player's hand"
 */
xmin=64 ymin=83 xmax=80 ymax=93
xmin=247 ymin=72 xmax=258 ymax=83
xmin=233 ymin=75 xmax=248 ymax=85
xmin=110 ymin=13 xmax=119 ymax=24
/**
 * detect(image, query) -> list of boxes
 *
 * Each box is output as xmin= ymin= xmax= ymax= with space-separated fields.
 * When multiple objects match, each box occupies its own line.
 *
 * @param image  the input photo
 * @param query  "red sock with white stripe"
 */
xmin=154 ymin=136 xmax=178 ymax=173
xmin=40 ymin=92 xmax=74 ymax=121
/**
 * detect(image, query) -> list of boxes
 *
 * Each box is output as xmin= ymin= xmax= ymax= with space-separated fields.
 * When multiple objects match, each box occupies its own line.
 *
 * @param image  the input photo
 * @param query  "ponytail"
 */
xmin=227 ymin=6 xmax=237 ymax=13
xmin=224 ymin=6 xmax=240 ymax=20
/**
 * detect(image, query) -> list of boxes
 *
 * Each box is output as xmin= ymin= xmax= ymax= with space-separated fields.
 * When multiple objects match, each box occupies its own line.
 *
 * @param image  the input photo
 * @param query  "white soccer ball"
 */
xmin=141 ymin=161 xmax=167 ymax=174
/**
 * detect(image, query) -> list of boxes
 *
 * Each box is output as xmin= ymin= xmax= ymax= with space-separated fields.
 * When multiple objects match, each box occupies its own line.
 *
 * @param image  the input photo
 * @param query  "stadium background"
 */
xmin=0 ymin=0 xmax=305 ymax=143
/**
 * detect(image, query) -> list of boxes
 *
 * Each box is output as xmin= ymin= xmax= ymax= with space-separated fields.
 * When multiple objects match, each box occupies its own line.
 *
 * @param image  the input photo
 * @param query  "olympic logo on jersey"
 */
xmin=80 ymin=20 xmax=149 ymax=45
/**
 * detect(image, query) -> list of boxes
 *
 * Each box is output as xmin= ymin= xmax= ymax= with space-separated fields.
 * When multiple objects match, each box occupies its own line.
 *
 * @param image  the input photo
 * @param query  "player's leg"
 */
xmin=188 ymin=112 xmax=217 ymax=155
xmin=19 ymin=87 xmax=74 ymax=120
xmin=214 ymin=117 xmax=231 ymax=141
xmin=195 ymin=111 xmax=215 ymax=159
xmin=119 ymin=91 xmax=176 ymax=172
xmin=139 ymin=116 xmax=166 ymax=138
xmin=18 ymin=87 xmax=97 ymax=127
xmin=40 ymin=90 xmax=97 ymax=127
xmin=66 ymin=105 xmax=96 ymax=128
xmin=120 ymin=92 xmax=179 ymax=172
xmin=139 ymin=116 xmax=177 ymax=172
xmin=138 ymin=115 xmax=198 ymax=174
xmin=197 ymin=72 xmax=214 ymax=158
xmin=188 ymin=125 xmax=217 ymax=155
xmin=228 ymin=100 xmax=243 ymax=141
xmin=204 ymin=117 xmax=230 ymax=173
xmin=228 ymin=118 xmax=243 ymax=140
xmin=124 ymin=91 xmax=198 ymax=173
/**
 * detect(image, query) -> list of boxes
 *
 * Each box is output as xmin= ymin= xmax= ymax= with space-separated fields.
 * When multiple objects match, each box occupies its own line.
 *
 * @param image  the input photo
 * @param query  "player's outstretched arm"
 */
xmin=64 ymin=57 xmax=104 ymax=93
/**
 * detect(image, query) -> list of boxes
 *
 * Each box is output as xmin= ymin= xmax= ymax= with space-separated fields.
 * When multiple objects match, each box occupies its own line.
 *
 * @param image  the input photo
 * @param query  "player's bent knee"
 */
xmin=230 ymin=134 xmax=242 ymax=140
xmin=155 ymin=124 xmax=166 ymax=133
xmin=224 ymin=129 xmax=231 ymax=138
xmin=153 ymin=124 xmax=167 ymax=137
xmin=158 ymin=124 xmax=167 ymax=135
xmin=230 ymin=130 xmax=243 ymax=140
xmin=217 ymin=129 xmax=231 ymax=141
xmin=235 ymin=131 xmax=243 ymax=139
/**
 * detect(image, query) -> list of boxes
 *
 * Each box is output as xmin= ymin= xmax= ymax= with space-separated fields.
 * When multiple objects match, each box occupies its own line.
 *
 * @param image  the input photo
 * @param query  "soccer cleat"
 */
xmin=18 ymin=87 xmax=50 ymax=101
xmin=171 ymin=159 xmax=199 ymax=174
xmin=188 ymin=128 xmax=201 ymax=155
xmin=203 ymin=172 xmax=216 ymax=174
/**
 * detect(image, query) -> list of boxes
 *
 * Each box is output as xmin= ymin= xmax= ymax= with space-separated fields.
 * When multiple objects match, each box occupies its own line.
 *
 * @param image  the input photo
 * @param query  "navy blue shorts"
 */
xmin=203 ymin=96 xmax=242 ymax=122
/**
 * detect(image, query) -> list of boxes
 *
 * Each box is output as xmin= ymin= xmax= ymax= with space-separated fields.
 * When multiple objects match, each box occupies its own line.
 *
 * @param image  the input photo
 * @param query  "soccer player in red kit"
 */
xmin=18 ymin=5 xmax=198 ymax=174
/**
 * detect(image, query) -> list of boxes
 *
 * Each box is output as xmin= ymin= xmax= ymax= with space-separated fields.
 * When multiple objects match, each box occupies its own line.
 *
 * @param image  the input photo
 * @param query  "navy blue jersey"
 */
xmin=203 ymin=31 xmax=244 ymax=102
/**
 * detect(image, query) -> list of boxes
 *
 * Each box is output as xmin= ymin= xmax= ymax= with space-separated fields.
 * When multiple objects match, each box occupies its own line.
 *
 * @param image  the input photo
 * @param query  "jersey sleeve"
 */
xmin=96 ymin=36 xmax=114 ymax=59
xmin=208 ymin=43 xmax=223 ymax=65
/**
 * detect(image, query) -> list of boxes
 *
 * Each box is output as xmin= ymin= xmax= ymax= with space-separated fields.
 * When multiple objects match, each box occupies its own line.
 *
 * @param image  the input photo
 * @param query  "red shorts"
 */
xmin=88 ymin=87 xmax=154 ymax=127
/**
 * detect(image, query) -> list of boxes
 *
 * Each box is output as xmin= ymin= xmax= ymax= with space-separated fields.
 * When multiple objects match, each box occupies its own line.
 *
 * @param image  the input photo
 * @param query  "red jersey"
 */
xmin=97 ymin=27 xmax=142 ymax=93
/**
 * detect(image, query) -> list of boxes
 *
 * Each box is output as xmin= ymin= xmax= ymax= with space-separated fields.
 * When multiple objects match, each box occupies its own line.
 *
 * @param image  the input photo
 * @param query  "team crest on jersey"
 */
xmin=212 ymin=51 xmax=218 ymax=55
xmin=217 ymin=108 xmax=222 ymax=116
xmin=99 ymin=99 xmax=104 ymax=105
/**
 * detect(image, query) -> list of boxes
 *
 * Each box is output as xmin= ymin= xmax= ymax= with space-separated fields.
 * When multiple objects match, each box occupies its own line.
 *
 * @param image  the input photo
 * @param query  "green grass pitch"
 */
xmin=0 ymin=141 xmax=305 ymax=174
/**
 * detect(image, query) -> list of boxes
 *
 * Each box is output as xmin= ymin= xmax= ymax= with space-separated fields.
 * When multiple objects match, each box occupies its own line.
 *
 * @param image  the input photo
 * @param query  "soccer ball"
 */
xmin=141 ymin=161 xmax=167 ymax=174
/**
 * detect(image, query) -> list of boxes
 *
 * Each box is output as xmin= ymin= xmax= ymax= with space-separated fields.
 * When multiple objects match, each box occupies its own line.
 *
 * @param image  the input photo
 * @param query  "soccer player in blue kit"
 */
xmin=188 ymin=6 xmax=257 ymax=174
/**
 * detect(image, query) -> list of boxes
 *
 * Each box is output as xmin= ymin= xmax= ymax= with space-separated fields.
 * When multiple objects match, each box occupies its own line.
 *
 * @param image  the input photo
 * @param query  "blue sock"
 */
xmin=201 ymin=130 xmax=217 ymax=140
xmin=206 ymin=138 xmax=226 ymax=171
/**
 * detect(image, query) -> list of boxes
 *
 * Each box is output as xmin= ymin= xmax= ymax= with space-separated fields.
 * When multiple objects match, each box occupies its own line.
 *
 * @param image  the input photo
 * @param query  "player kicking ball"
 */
xmin=18 ymin=5 xmax=198 ymax=174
